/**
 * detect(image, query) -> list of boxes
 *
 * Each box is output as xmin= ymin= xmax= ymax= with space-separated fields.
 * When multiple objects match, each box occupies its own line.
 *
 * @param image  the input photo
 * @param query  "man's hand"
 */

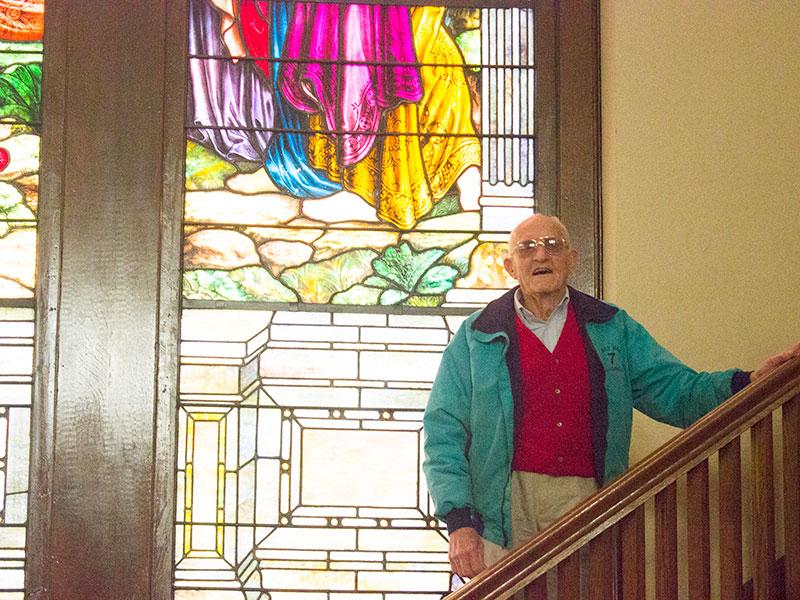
xmin=751 ymin=341 xmax=800 ymax=383
xmin=449 ymin=527 xmax=486 ymax=578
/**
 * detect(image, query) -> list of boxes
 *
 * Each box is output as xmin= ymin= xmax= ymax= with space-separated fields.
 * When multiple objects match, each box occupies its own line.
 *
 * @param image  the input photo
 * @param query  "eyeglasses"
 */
xmin=514 ymin=236 xmax=568 ymax=256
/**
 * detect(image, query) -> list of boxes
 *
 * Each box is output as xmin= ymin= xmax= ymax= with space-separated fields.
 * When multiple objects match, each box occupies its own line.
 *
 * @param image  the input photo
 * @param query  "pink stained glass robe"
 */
xmin=278 ymin=3 xmax=423 ymax=166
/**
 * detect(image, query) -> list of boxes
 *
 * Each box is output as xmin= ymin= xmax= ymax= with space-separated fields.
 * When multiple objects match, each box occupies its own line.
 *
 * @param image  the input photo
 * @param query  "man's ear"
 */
xmin=503 ymin=256 xmax=516 ymax=279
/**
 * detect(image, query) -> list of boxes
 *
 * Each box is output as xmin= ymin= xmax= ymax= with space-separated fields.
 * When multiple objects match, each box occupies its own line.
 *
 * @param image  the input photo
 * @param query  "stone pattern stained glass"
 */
xmin=0 ymin=307 xmax=33 ymax=598
xmin=176 ymin=309 xmax=469 ymax=598
xmin=182 ymin=2 xmax=533 ymax=307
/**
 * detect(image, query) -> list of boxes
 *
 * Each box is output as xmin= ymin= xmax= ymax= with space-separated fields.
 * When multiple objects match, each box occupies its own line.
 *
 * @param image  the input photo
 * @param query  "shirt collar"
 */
xmin=514 ymin=287 xmax=570 ymax=324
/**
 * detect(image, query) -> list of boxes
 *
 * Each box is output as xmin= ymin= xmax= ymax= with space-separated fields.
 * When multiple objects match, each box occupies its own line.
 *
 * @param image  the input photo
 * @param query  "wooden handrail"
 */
xmin=446 ymin=358 xmax=800 ymax=600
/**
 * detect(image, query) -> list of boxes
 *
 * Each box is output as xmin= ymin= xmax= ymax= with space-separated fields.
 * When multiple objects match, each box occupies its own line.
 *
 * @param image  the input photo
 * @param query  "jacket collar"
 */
xmin=472 ymin=285 xmax=617 ymax=335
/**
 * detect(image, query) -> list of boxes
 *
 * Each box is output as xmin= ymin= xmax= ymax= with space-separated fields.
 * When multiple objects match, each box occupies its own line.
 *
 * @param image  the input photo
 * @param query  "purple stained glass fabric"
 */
xmin=278 ymin=3 xmax=423 ymax=166
xmin=187 ymin=0 xmax=274 ymax=162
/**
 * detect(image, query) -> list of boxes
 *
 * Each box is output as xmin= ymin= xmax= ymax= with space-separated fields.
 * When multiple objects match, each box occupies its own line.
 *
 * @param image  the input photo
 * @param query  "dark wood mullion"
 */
xmin=533 ymin=0 xmax=558 ymax=217
xmin=30 ymin=1 xmax=174 ymax=597
xmin=534 ymin=0 xmax=601 ymax=296
xmin=27 ymin=0 xmax=68 ymax=594
xmin=150 ymin=1 xmax=189 ymax=598
xmin=556 ymin=0 xmax=602 ymax=296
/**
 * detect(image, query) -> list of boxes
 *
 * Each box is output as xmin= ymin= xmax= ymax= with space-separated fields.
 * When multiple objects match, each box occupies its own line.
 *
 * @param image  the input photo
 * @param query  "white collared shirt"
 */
xmin=513 ymin=288 xmax=570 ymax=353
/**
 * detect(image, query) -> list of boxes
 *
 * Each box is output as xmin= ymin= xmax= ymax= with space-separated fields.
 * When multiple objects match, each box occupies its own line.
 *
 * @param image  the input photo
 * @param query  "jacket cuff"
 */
xmin=731 ymin=370 xmax=752 ymax=395
xmin=445 ymin=507 xmax=474 ymax=534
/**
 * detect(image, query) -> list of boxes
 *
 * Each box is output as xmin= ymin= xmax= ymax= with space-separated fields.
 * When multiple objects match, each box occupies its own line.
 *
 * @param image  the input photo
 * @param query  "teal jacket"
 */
xmin=422 ymin=287 xmax=749 ymax=547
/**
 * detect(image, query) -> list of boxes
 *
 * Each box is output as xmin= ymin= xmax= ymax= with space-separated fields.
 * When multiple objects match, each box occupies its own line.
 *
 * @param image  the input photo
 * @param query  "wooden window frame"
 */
xmin=26 ymin=1 xmax=599 ymax=598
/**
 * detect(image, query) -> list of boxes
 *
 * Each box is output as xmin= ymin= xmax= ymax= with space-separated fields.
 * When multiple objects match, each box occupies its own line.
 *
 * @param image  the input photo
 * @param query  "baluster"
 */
xmin=687 ymin=459 xmax=711 ymax=599
xmin=524 ymin=573 xmax=548 ymax=600
xmin=557 ymin=550 xmax=580 ymax=600
xmin=719 ymin=436 xmax=743 ymax=600
xmin=783 ymin=394 xmax=800 ymax=598
xmin=655 ymin=483 xmax=678 ymax=600
xmin=588 ymin=527 xmax=614 ymax=600
xmin=618 ymin=504 xmax=645 ymax=600
xmin=751 ymin=414 xmax=776 ymax=600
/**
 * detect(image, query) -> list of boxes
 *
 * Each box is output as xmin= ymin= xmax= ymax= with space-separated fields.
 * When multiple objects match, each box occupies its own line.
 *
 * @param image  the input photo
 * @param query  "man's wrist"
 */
xmin=445 ymin=507 xmax=474 ymax=534
xmin=731 ymin=370 xmax=752 ymax=394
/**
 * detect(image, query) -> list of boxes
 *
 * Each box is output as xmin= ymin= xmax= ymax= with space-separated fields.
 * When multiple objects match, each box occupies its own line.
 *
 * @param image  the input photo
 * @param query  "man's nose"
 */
xmin=531 ymin=245 xmax=549 ymax=259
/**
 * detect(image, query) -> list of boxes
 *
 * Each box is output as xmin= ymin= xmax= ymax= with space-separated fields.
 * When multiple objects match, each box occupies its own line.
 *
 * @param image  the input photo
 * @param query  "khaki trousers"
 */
xmin=483 ymin=471 xmax=597 ymax=599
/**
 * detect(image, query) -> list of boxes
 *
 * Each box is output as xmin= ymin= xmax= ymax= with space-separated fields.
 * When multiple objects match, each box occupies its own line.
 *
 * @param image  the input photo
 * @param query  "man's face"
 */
xmin=503 ymin=216 xmax=578 ymax=300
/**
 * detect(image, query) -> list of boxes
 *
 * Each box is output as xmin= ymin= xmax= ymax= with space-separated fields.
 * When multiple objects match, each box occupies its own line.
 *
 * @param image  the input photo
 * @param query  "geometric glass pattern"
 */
xmin=0 ymin=307 xmax=33 ymax=598
xmin=175 ymin=308 xmax=471 ymax=598
xmin=182 ymin=1 xmax=533 ymax=308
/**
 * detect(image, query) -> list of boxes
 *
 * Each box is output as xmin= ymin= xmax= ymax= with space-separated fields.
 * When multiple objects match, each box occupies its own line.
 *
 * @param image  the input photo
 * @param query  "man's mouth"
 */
xmin=532 ymin=267 xmax=553 ymax=276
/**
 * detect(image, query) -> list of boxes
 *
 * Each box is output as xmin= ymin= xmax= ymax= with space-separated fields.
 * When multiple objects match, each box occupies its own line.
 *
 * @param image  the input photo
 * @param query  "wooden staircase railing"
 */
xmin=445 ymin=358 xmax=800 ymax=600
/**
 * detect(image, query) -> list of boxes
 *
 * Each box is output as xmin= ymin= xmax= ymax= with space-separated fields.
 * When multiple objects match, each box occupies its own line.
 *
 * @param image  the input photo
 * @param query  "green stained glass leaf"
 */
xmin=363 ymin=275 xmax=392 ymax=289
xmin=0 ymin=63 xmax=41 ymax=124
xmin=379 ymin=288 xmax=410 ymax=306
xmin=0 ymin=182 xmax=23 ymax=213
xmin=184 ymin=269 xmax=249 ymax=300
xmin=424 ymin=192 xmax=460 ymax=220
xmin=4 ymin=203 xmax=34 ymax=221
xmin=280 ymin=249 xmax=378 ymax=303
xmin=231 ymin=266 xmax=298 ymax=302
xmin=455 ymin=29 xmax=481 ymax=71
xmin=372 ymin=243 xmax=444 ymax=293
xmin=185 ymin=140 xmax=238 ymax=191
xmin=415 ymin=264 xmax=459 ymax=294
xmin=331 ymin=284 xmax=382 ymax=305
xmin=404 ymin=294 xmax=444 ymax=307
xmin=183 ymin=267 xmax=297 ymax=302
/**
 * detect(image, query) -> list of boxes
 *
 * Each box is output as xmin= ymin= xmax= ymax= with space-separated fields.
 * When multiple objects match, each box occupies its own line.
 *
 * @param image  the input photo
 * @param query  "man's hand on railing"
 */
xmin=750 ymin=341 xmax=800 ymax=384
xmin=449 ymin=527 xmax=486 ymax=578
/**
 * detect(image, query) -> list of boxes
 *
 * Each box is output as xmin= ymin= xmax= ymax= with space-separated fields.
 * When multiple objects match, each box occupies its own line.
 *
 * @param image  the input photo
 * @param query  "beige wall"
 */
xmin=601 ymin=1 xmax=800 ymax=460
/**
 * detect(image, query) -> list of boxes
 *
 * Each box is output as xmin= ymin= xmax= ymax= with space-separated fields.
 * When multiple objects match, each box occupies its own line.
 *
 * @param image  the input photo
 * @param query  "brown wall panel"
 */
xmin=31 ymin=1 xmax=185 ymax=597
xmin=558 ymin=0 xmax=601 ymax=295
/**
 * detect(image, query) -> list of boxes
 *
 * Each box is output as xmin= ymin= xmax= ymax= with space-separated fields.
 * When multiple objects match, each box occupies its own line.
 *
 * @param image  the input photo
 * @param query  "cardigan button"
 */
xmin=554 ymin=388 xmax=561 ymax=395
xmin=556 ymin=421 xmax=563 ymax=428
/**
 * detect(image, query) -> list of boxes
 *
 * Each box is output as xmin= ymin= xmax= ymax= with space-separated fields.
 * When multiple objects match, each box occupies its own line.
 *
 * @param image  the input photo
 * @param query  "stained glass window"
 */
xmin=183 ymin=0 xmax=533 ymax=308
xmin=177 ymin=1 xmax=533 ymax=597
xmin=0 ymin=1 xmax=42 ymax=301
xmin=0 ymin=1 xmax=44 ymax=596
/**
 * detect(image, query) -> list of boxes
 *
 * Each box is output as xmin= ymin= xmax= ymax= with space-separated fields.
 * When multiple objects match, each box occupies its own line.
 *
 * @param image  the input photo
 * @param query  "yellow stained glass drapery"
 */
xmin=307 ymin=6 xmax=481 ymax=230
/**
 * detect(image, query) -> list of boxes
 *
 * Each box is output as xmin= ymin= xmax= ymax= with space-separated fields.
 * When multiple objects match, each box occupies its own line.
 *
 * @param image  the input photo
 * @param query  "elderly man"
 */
xmin=423 ymin=214 xmax=799 ymax=579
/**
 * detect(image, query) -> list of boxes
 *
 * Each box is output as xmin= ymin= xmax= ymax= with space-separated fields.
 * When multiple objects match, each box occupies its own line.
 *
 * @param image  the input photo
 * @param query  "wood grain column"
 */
xmin=28 ymin=1 xmax=187 ymax=598
xmin=534 ymin=0 xmax=602 ymax=296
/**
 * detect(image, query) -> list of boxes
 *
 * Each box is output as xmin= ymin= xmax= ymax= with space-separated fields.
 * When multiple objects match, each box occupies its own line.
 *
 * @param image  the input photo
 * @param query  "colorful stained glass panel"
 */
xmin=183 ymin=2 xmax=533 ymax=307
xmin=0 ymin=2 xmax=43 ymax=299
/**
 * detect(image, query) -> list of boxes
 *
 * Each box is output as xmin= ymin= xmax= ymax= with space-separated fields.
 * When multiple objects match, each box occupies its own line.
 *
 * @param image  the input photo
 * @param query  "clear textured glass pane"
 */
xmin=177 ymin=306 xmax=457 ymax=595
xmin=302 ymin=429 xmax=418 ymax=507
xmin=0 ymin=293 xmax=34 ymax=594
